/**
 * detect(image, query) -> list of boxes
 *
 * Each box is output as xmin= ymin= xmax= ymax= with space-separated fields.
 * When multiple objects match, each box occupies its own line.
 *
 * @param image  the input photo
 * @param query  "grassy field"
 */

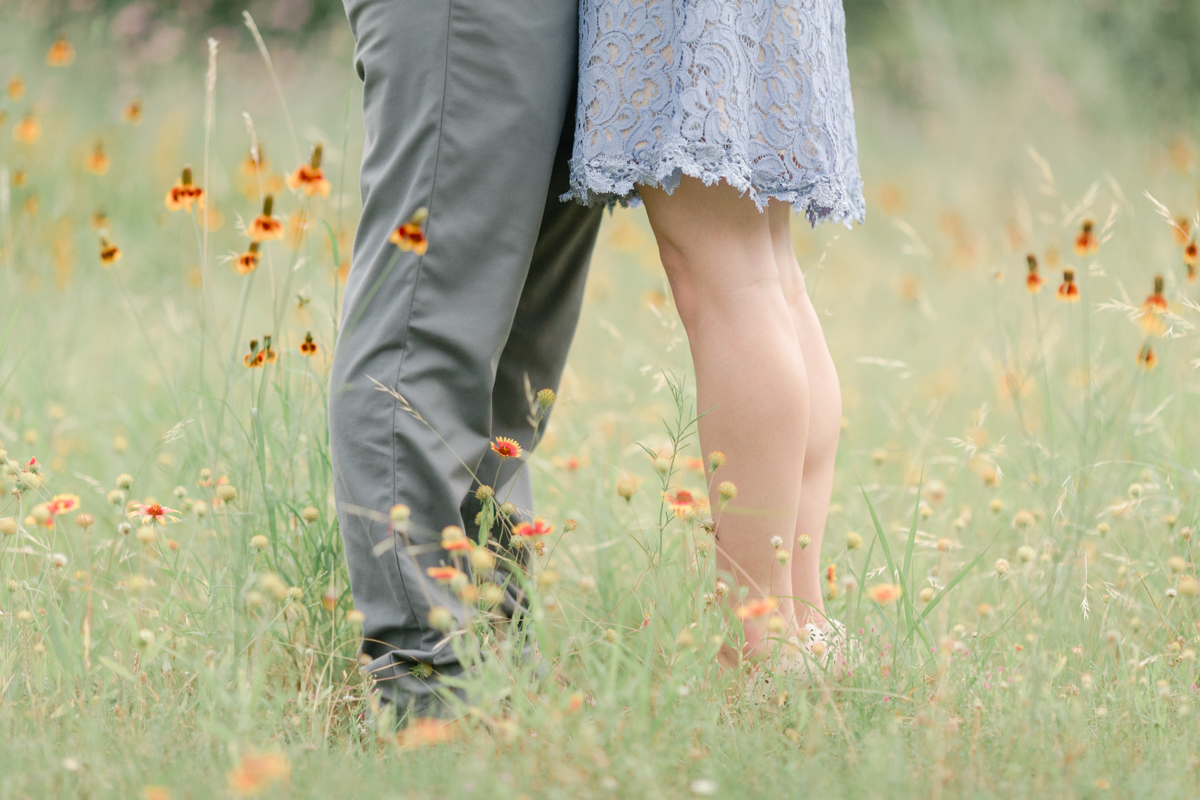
xmin=3 ymin=4 xmax=1200 ymax=798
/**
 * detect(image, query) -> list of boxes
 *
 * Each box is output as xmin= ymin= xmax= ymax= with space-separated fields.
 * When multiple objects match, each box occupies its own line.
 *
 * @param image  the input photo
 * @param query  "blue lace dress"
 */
xmin=565 ymin=0 xmax=865 ymax=227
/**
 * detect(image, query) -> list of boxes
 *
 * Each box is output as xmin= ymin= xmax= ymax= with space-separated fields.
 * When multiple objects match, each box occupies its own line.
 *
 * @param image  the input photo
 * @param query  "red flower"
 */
xmin=45 ymin=494 xmax=80 ymax=518
xmin=287 ymin=143 xmax=332 ymax=198
xmin=248 ymin=195 xmax=284 ymax=242
xmin=130 ymin=502 xmax=181 ymax=526
xmin=490 ymin=437 xmax=522 ymax=459
xmin=734 ymin=596 xmax=780 ymax=620
xmin=1073 ymin=219 xmax=1097 ymax=257
xmin=165 ymin=167 xmax=205 ymax=213
xmin=389 ymin=208 xmax=429 ymax=255
xmin=1025 ymin=254 xmax=1043 ymax=294
xmin=1056 ymin=269 xmax=1079 ymax=302
xmin=299 ymin=332 xmax=318 ymax=356
xmin=513 ymin=518 xmax=555 ymax=537
xmin=425 ymin=566 xmax=463 ymax=582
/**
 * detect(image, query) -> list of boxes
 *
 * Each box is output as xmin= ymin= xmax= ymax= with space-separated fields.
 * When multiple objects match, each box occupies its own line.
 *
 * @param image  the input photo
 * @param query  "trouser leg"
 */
xmin=331 ymin=0 xmax=599 ymax=718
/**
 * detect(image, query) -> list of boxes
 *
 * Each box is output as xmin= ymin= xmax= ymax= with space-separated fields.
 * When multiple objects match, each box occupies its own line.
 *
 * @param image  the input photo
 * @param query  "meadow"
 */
xmin=2 ymin=2 xmax=1200 ymax=797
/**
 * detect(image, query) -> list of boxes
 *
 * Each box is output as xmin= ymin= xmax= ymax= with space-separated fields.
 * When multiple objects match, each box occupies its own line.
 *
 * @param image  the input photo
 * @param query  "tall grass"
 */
xmin=2 ymin=4 xmax=1200 ymax=799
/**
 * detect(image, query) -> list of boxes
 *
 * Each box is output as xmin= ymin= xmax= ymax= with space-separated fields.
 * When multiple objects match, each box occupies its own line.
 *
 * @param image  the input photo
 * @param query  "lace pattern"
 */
xmin=565 ymin=0 xmax=866 ymax=228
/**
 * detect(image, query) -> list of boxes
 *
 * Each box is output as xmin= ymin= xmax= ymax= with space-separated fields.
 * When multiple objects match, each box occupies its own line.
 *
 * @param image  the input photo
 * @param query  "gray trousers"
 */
xmin=331 ymin=0 xmax=602 ymax=717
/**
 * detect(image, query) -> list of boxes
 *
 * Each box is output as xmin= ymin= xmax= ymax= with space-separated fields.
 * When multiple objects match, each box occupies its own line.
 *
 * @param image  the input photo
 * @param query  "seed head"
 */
xmin=216 ymin=485 xmax=238 ymax=503
xmin=847 ymin=531 xmax=863 ymax=550
xmin=116 ymin=473 xmax=134 ymax=489
xmin=717 ymin=481 xmax=737 ymax=502
xmin=936 ymin=538 xmax=952 ymax=552
xmin=775 ymin=549 xmax=789 ymax=565
xmin=16 ymin=609 xmax=33 ymax=623
xmin=499 ymin=502 xmax=517 ymax=517
xmin=0 ymin=518 xmax=16 ymax=537
xmin=249 ymin=534 xmax=269 ymax=550
xmin=564 ymin=519 xmax=577 ymax=532
xmin=713 ymin=579 xmax=730 ymax=598
xmin=75 ymin=513 xmax=94 ymax=530
xmin=797 ymin=534 xmax=812 ymax=549
xmin=770 ymin=535 xmax=783 ymax=549
xmin=1012 ymin=510 xmax=1035 ymax=529
xmin=989 ymin=498 xmax=1004 ymax=514
xmin=245 ymin=591 xmax=265 ymax=608
xmin=604 ymin=628 xmax=619 ymax=643
xmin=259 ymin=573 xmax=288 ymax=600
xmin=480 ymin=584 xmax=505 ymax=605
xmin=300 ymin=506 xmax=320 ymax=523
xmin=1168 ymin=555 xmax=1187 ymax=573
xmin=995 ymin=558 xmax=1010 ymax=576
xmin=469 ymin=548 xmax=495 ymax=572
xmin=1018 ymin=545 xmax=1036 ymax=563
xmin=617 ymin=477 xmax=638 ymax=501
xmin=1181 ymin=527 xmax=1194 ymax=542
xmin=708 ymin=451 xmax=726 ymax=471
xmin=428 ymin=606 xmax=455 ymax=632
xmin=346 ymin=609 xmax=366 ymax=625
xmin=107 ymin=490 xmax=125 ymax=506
xmin=536 ymin=388 xmax=556 ymax=409
xmin=1179 ymin=576 xmax=1200 ymax=597
xmin=578 ymin=575 xmax=596 ymax=592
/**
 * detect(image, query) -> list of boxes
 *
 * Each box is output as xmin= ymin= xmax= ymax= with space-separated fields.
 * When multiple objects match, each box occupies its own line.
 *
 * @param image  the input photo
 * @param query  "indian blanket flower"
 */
xmin=867 ymin=583 xmax=902 ymax=605
xmin=299 ymin=332 xmax=318 ymax=356
xmin=1074 ymin=218 xmax=1097 ymax=256
xmin=663 ymin=488 xmax=699 ymax=518
xmin=287 ymin=143 xmax=332 ymax=197
xmin=1025 ymin=254 xmax=1043 ymax=293
xmin=226 ymin=753 xmax=290 ymax=797
xmin=425 ymin=566 xmax=464 ymax=583
xmin=13 ymin=116 xmax=40 ymax=144
xmin=99 ymin=234 xmax=122 ymax=266
xmin=441 ymin=526 xmax=471 ymax=551
xmin=84 ymin=141 xmax=109 ymax=175
xmin=734 ymin=596 xmax=780 ymax=620
xmin=6 ymin=75 xmax=24 ymax=100
xmin=45 ymin=494 xmax=81 ymax=519
xmin=248 ymin=195 xmax=284 ymax=241
xmin=130 ymin=502 xmax=181 ymax=526
xmin=514 ymin=518 xmax=555 ymax=537
xmin=46 ymin=36 xmax=75 ymax=66
xmin=1056 ymin=268 xmax=1079 ymax=302
xmin=235 ymin=243 xmax=260 ymax=275
xmin=165 ymin=167 xmax=205 ymax=213
xmin=490 ymin=437 xmax=522 ymax=459
xmin=389 ymin=207 xmax=429 ymax=255
xmin=1137 ymin=344 xmax=1157 ymax=371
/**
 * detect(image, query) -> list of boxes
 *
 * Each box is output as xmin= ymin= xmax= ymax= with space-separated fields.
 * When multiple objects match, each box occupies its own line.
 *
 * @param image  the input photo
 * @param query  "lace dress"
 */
xmin=565 ymin=0 xmax=865 ymax=227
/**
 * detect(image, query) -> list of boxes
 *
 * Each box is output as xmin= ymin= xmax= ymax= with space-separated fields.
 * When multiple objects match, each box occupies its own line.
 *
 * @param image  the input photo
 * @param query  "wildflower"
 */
xmin=919 ymin=586 xmax=935 ymax=603
xmin=797 ymin=533 xmax=812 ymax=549
xmin=610 ymin=473 xmax=639 ymax=502
xmin=99 ymin=234 xmax=122 ymax=266
xmin=227 ymin=753 xmax=290 ymax=796
xmin=775 ymin=549 xmax=789 ymax=565
xmin=708 ymin=451 xmax=726 ymax=471
xmin=1168 ymin=555 xmax=1187 ymax=573
xmin=13 ymin=116 xmax=40 ymax=144
xmin=287 ymin=143 xmax=332 ymax=197
xmin=122 ymin=100 xmax=143 ymax=124
xmin=995 ymin=558 xmax=1010 ymax=575
xmin=977 ymin=602 xmax=993 ymax=617
xmin=483 ymin=440 xmax=524 ymax=465
xmin=441 ymin=526 xmax=470 ymax=551
xmin=6 ymin=75 xmax=24 ymax=100
xmin=734 ymin=596 xmax=780 ymax=620
xmin=867 ymin=583 xmax=901 ymax=605
xmin=129 ymin=502 xmax=180 ymax=527
xmin=390 ymin=504 xmax=410 ymax=525
xmin=536 ymin=388 xmax=556 ymax=408
xmin=135 ymin=526 xmax=157 ymax=544
xmin=989 ymin=498 xmax=1004 ymax=514
xmin=45 ymin=494 xmax=80 ymax=519
xmin=1025 ymin=254 xmax=1043 ymax=293
xmin=847 ymin=531 xmax=863 ymax=550
xmin=0 ymin=518 xmax=16 ymax=536
xmin=389 ymin=208 xmax=429 ymax=254
xmin=514 ymin=518 xmax=555 ymax=537
xmin=1056 ymin=268 xmax=1079 ymax=302
xmin=1137 ymin=344 xmax=1157 ymax=371
xmin=826 ymin=564 xmax=836 ymax=585
xmin=713 ymin=579 xmax=730 ymax=598
xmin=234 ymin=243 xmax=260 ymax=275
xmin=396 ymin=718 xmax=459 ymax=748
xmin=81 ymin=141 xmax=111 ymax=176
xmin=923 ymin=479 xmax=947 ymax=504
xmin=164 ymin=167 xmax=205 ymax=213
xmin=299 ymin=332 xmax=318 ymax=356
xmin=1012 ymin=510 xmax=1035 ymax=529
xmin=661 ymin=489 xmax=699 ymax=518
xmin=301 ymin=506 xmax=320 ymax=523
xmin=259 ymin=573 xmax=288 ymax=600
xmin=564 ymin=519 xmax=577 ymax=532
xmin=1017 ymin=545 xmax=1036 ymax=562
xmin=1074 ymin=218 xmax=1097 ymax=256
xmin=428 ymin=606 xmax=455 ymax=632
xmin=1179 ymin=576 xmax=1200 ymax=597
xmin=216 ymin=484 xmax=238 ymax=503
xmin=249 ymin=535 xmax=269 ymax=550
xmin=46 ymin=36 xmax=75 ymax=66
xmin=716 ymin=481 xmax=737 ymax=505
xmin=425 ymin=566 xmax=463 ymax=583
xmin=248 ymin=195 xmax=284 ymax=241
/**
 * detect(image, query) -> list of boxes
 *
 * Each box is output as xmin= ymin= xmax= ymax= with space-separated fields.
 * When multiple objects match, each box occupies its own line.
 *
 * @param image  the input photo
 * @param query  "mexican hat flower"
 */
xmin=299 ymin=332 xmax=318 ymax=356
xmin=46 ymin=36 xmax=75 ymax=66
xmin=1074 ymin=218 xmax=1097 ymax=257
xmin=389 ymin=207 xmax=429 ymax=255
xmin=84 ymin=141 xmax=110 ymax=175
xmin=1056 ymin=268 xmax=1079 ymax=302
xmin=165 ymin=167 xmax=205 ymax=213
xmin=287 ymin=143 xmax=332 ymax=198
xmin=248 ymin=195 xmax=284 ymax=241
xmin=1025 ymin=254 xmax=1043 ymax=294
xmin=235 ymin=243 xmax=260 ymax=275
xmin=1141 ymin=274 xmax=1168 ymax=336
xmin=99 ymin=235 xmax=122 ymax=267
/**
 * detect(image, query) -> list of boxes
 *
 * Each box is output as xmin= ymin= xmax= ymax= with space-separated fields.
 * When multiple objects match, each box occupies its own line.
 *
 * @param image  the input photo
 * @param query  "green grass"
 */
xmin=3 ymin=6 xmax=1200 ymax=799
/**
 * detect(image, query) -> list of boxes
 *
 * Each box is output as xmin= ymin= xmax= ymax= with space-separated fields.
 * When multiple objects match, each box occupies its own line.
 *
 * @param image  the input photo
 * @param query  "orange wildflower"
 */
xmin=1025 ymin=254 xmax=1043 ymax=294
xmin=240 ymin=146 xmax=268 ymax=179
xmin=1144 ymin=274 xmax=1168 ymax=313
xmin=734 ymin=596 xmax=780 ymax=620
xmin=1141 ymin=274 xmax=1168 ymax=336
xmin=1174 ymin=217 xmax=1193 ymax=246
xmin=826 ymin=564 xmax=836 ymax=585
xmin=13 ymin=116 xmax=40 ymax=144
xmin=1073 ymin=218 xmax=1097 ymax=257
xmin=122 ymin=99 xmax=143 ymax=125
xmin=441 ymin=527 xmax=471 ymax=551
xmin=45 ymin=494 xmax=80 ymax=519
xmin=299 ymin=332 xmax=318 ymax=356
xmin=226 ymin=752 xmax=290 ymax=796
xmin=396 ymin=718 xmax=459 ymax=748
xmin=425 ymin=566 xmax=464 ymax=582
xmin=867 ymin=583 xmax=902 ymax=605
xmin=165 ymin=167 xmax=205 ymax=213
xmin=235 ymin=243 xmax=260 ymax=275
xmin=7 ymin=75 xmax=24 ymax=100
xmin=513 ymin=518 xmax=555 ymax=537
xmin=84 ymin=141 xmax=109 ymax=175
xmin=1056 ymin=268 xmax=1079 ymax=302
xmin=663 ymin=488 xmax=699 ymax=518
xmin=91 ymin=208 xmax=109 ymax=229
xmin=243 ymin=339 xmax=263 ymax=368
xmin=99 ymin=235 xmax=122 ymax=266
xmin=46 ymin=36 xmax=75 ymax=66
xmin=490 ymin=437 xmax=522 ymax=459
xmin=259 ymin=335 xmax=278 ymax=365
xmin=248 ymin=195 xmax=284 ymax=241
xmin=1185 ymin=240 xmax=1198 ymax=271
xmin=287 ymin=143 xmax=332 ymax=198
xmin=142 ymin=787 xmax=170 ymax=800
xmin=389 ymin=207 xmax=429 ymax=255
xmin=1137 ymin=344 xmax=1157 ymax=371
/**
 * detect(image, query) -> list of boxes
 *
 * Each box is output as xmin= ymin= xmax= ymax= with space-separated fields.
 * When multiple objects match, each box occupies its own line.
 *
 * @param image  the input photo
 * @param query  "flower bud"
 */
xmin=301 ymin=506 xmax=320 ymax=523
xmin=0 ymin=517 xmax=17 ymax=537
xmin=249 ymin=534 xmax=269 ymax=550
xmin=116 ymin=473 xmax=133 ymax=489
xmin=216 ymin=485 xmax=238 ymax=503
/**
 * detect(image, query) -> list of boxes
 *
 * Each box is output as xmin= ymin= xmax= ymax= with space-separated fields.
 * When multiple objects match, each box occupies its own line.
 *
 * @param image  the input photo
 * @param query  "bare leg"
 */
xmin=767 ymin=201 xmax=843 ymax=628
xmin=640 ymin=178 xmax=809 ymax=659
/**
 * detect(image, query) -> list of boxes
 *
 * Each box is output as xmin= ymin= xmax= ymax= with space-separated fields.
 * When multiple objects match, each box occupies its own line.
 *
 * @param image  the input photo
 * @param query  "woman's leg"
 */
xmin=640 ymin=178 xmax=810 ymax=659
xmin=767 ymin=201 xmax=843 ymax=628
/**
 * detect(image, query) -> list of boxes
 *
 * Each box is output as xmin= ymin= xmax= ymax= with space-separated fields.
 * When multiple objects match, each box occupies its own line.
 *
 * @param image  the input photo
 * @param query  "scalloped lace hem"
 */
xmin=562 ymin=144 xmax=865 ymax=228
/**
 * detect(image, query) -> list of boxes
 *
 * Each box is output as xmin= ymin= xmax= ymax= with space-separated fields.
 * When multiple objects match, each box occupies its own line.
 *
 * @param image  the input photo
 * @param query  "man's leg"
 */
xmin=331 ymin=0 xmax=596 ymax=719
